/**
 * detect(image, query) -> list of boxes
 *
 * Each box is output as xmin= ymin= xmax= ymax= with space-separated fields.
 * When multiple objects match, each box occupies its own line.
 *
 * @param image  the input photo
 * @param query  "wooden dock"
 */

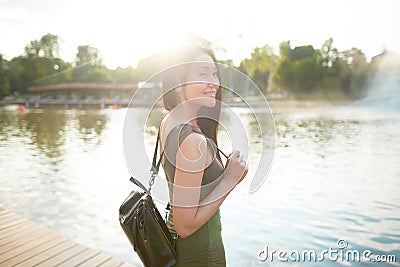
xmin=0 ymin=207 xmax=136 ymax=267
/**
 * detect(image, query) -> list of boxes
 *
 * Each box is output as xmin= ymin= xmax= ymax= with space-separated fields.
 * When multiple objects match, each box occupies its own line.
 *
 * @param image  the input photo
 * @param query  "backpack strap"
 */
xmin=150 ymin=129 xmax=163 ymax=177
xmin=129 ymin=128 xmax=166 ymax=193
xmin=149 ymin=128 xmax=165 ymax=192
xmin=147 ymin=123 xmax=228 ymax=192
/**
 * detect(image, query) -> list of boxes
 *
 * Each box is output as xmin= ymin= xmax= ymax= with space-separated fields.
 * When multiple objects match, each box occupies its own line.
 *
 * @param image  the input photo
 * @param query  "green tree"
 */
xmin=339 ymin=48 xmax=368 ymax=98
xmin=80 ymin=68 xmax=114 ymax=83
xmin=72 ymin=45 xmax=114 ymax=83
xmin=273 ymin=42 xmax=321 ymax=93
xmin=39 ymin=33 xmax=60 ymax=59
xmin=9 ymin=33 xmax=70 ymax=94
xmin=24 ymin=33 xmax=59 ymax=59
xmin=319 ymin=38 xmax=338 ymax=69
xmin=24 ymin=40 xmax=41 ymax=58
xmin=272 ymin=41 xmax=293 ymax=92
xmin=0 ymin=54 xmax=11 ymax=97
xmin=291 ymin=56 xmax=321 ymax=92
xmin=279 ymin=40 xmax=291 ymax=59
xmin=111 ymin=66 xmax=136 ymax=83
xmin=132 ymin=53 xmax=163 ymax=82
xmin=239 ymin=45 xmax=276 ymax=94
xmin=7 ymin=57 xmax=24 ymax=94
xmin=341 ymin=47 xmax=367 ymax=70
xmin=75 ymin=45 xmax=103 ymax=66
xmin=272 ymin=55 xmax=293 ymax=92
xmin=290 ymin=45 xmax=314 ymax=61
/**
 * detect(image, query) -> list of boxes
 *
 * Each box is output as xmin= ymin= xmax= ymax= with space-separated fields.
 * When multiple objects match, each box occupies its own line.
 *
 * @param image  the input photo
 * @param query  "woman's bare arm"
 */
xmin=172 ymin=132 xmax=247 ymax=238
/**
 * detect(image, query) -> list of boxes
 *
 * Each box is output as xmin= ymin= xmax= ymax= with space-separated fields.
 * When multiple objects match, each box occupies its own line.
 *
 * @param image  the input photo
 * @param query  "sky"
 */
xmin=1 ymin=0 xmax=399 ymax=69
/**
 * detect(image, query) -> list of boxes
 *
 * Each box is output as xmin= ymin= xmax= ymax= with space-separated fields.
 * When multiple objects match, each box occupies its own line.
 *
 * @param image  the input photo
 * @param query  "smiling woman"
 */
xmin=183 ymin=56 xmax=220 ymax=108
xmin=152 ymin=45 xmax=249 ymax=267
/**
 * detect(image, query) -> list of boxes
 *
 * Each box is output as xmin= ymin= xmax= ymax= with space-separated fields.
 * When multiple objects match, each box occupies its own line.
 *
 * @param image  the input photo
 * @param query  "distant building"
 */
xmin=28 ymin=83 xmax=138 ymax=100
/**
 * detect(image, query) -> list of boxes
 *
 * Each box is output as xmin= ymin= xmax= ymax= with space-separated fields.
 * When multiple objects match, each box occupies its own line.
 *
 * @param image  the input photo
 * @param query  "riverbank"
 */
xmin=0 ymin=98 xmax=352 ymax=111
xmin=269 ymin=100 xmax=350 ymax=108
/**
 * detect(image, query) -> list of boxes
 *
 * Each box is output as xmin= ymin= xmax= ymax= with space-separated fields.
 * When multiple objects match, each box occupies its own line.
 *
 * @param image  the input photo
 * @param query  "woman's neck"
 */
xmin=169 ymin=102 xmax=201 ymax=127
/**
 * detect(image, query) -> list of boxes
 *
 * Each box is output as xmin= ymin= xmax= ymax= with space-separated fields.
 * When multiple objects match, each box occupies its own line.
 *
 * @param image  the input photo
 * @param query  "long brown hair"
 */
xmin=161 ymin=45 xmax=222 ymax=163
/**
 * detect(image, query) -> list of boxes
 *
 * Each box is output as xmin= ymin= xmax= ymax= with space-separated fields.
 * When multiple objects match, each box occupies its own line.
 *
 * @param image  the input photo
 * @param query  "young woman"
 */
xmin=159 ymin=45 xmax=248 ymax=266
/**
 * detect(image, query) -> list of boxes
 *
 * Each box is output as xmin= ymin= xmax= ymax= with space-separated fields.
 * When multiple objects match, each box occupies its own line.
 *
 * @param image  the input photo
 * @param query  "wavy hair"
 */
xmin=161 ymin=45 xmax=222 ymax=163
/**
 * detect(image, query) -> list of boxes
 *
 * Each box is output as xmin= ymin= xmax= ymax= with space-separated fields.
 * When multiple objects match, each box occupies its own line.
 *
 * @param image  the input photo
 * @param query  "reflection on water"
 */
xmin=0 ymin=106 xmax=399 ymax=266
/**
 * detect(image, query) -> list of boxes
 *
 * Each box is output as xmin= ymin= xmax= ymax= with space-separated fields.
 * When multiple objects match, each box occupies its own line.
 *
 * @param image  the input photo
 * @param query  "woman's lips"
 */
xmin=203 ymin=91 xmax=216 ymax=97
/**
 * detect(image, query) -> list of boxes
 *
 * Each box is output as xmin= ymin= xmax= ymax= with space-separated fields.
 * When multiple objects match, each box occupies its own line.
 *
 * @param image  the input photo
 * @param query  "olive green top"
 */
xmin=161 ymin=123 xmax=225 ymax=236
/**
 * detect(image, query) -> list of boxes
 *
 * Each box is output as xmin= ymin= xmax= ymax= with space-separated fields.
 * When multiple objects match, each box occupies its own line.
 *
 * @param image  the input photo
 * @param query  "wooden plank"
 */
xmin=0 ymin=224 xmax=31 ymax=243
xmin=0 ymin=220 xmax=28 ymax=237
xmin=34 ymin=245 xmax=89 ymax=266
xmin=0 ymin=236 xmax=69 ymax=266
xmin=0 ymin=215 xmax=29 ymax=232
xmin=99 ymin=257 xmax=126 ymax=267
xmin=0 ymin=226 xmax=54 ymax=254
xmin=0 ymin=222 xmax=33 ymax=243
xmin=119 ymin=263 xmax=136 ymax=267
xmin=0 ymin=214 xmax=21 ymax=224
xmin=77 ymin=252 xmax=113 ymax=267
xmin=0 ymin=232 xmax=58 ymax=263
xmin=0 ymin=207 xmax=137 ymax=267
xmin=0 ymin=209 xmax=14 ymax=216
xmin=0 ymin=213 xmax=10 ymax=219
xmin=0 ymin=212 xmax=18 ymax=222
xmin=0 ymin=223 xmax=48 ymax=246
xmin=0 ymin=209 xmax=9 ymax=215
xmin=0 ymin=215 xmax=24 ymax=226
xmin=56 ymin=248 xmax=101 ymax=267
xmin=13 ymin=239 xmax=77 ymax=267
xmin=0 ymin=218 xmax=26 ymax=231
xmin=0 ymin=210 xmax=20 ymax=218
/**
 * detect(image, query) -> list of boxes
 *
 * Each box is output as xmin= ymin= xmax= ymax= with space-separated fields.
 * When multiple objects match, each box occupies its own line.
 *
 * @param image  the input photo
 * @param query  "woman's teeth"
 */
xmin=203 ymin=92 xmax=215 ymax=96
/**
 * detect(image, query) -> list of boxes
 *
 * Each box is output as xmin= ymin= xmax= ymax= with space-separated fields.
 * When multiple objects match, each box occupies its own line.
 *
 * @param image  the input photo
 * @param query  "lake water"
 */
xmin=0 ymin=104 xmax=399 ymax=266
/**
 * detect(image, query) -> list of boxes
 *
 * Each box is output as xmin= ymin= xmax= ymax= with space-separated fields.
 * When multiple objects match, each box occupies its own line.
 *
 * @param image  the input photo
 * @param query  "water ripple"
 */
xmin=1 ymin=107 xmax=399 ymax=266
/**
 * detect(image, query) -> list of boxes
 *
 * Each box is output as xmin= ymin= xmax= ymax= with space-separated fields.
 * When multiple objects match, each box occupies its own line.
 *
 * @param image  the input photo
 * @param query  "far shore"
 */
xmin=222 ymin=99 xmax=354 ymax=111
xmin=0 ymin=99 xmax=354 ymax=110
xmin=242 ymin=99 xmax=351 ymax=107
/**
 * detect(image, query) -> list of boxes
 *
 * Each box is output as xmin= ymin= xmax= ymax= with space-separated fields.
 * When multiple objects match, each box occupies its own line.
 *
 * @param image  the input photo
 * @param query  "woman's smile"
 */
xmin=203 ymin=90 xmax=216 ymax=98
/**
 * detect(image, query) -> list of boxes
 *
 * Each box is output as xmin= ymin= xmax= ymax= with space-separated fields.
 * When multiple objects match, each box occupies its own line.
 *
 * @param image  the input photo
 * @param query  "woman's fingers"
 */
xmin=225 ymin=149 xmax=249 ymax=185
xmin=229 ymin=150 xmax=240 ymax=159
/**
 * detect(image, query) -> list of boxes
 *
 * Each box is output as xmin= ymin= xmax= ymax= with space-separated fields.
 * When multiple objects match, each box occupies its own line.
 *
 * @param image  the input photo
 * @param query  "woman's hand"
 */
xmin=224 ymin=150 xmax=248 ymax=186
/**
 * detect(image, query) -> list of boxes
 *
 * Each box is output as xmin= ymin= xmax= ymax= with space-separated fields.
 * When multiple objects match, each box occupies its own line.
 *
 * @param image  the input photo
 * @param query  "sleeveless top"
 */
xmin=161 ymin=123 xmax=225 ymax=236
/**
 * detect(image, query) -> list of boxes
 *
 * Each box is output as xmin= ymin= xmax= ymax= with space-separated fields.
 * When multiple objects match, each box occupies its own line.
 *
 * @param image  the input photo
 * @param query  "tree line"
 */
xmin=0 ymin=33 xmax=380 ymax=100
xmin=0 ymin=33 xmax=136 ymax=98
xmin=238 ymin=39 xmax=375 ymax=100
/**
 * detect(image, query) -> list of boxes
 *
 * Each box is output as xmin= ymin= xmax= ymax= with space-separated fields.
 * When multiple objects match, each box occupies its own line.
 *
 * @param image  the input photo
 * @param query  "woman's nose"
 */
xmin=208 ymin=82 xmax=219 ymax=89
xmin=208 ymin=77 xmax=219 ymax=88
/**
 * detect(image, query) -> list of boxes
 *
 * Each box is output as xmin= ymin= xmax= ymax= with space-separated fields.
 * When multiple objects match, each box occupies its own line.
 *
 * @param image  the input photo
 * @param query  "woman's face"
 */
xmin=183 ymin=53 xmax=220 ymax=108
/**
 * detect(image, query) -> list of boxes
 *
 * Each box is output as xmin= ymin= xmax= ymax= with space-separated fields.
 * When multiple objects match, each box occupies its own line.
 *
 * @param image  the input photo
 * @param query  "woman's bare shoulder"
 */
xmin=178 ymin=131 xmax=207 ymax=161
